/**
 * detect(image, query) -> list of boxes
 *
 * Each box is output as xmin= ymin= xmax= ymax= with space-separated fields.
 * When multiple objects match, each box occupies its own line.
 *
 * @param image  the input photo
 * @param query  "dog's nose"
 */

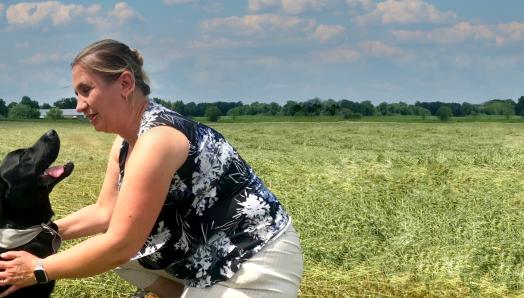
xmin=46 ymin=129 xmax=57 ymax=137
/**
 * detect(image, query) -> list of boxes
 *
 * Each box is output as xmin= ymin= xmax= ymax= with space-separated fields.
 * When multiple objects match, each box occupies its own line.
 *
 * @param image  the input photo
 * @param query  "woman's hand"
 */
xmin=0 ymin=251 xmax=39 ymax=297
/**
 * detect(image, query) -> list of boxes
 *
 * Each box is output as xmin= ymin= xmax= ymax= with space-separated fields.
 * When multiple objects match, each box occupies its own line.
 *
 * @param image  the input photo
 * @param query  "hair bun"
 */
xmin=130 ymin=48 xmax=144 ymax=66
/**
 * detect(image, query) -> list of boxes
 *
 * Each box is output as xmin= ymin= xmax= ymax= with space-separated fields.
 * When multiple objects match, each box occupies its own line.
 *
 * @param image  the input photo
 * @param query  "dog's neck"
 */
xmin=0 ymin=222 xmax=60 ymax=251
xmin=0 ymin=194 xmax=54 ymax=230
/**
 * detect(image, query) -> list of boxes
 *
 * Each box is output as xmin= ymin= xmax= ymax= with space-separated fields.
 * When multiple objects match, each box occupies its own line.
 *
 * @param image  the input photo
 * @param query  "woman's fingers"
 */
xmin=0 ymin=251 xmax=25 ymax=260
xmin=0 ymin=251 xmax=38 ymax=289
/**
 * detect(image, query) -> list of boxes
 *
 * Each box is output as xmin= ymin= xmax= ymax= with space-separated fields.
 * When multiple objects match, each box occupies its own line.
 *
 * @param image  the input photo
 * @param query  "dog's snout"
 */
xmin=46 ymin=130 xmax=57 ymax=137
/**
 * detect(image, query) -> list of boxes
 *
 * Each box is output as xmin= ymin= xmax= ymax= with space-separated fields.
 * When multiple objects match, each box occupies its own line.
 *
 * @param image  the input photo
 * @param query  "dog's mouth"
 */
xmin=40 ymin=161 xmax=74 ymax=186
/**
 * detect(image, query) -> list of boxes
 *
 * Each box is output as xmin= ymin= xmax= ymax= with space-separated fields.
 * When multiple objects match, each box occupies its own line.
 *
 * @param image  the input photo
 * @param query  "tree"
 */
xmin=20 ymin=96 xmax=40 ymax=109
xmin=8 ymin=103 xmax=40 ymax=119
xmin=461 ymin=102 xmax=480 ymax=116
xmin=436 ymin=106 xmax=452 ymax=122
xmin=415 ymin=101 xmax=445 ymax=116
xmin=359 ymin=100 xmax=376 ymax=116
xmin=184 ymin=102 xmax=197 ymax=117
xmin=41 ymin=103 xmax=52 ymax=109
xmin=54 ymin=97 xmax=77 ymax=109
xmin=172 ymin=100 xmax=185 ymax=115
xmin=482 ymin=99 xmax=515 ymax=115
xmin=268 ymin=102 xmax=281 ymax=115
xmin=377 ymin=102 xmax=389 ymax=116
xmin=414 ymin=106 xmax=431 ymax=120
xmin=45 ymin=107 xmax=64 ymax=119
xmin=282 ymin=100 xmax=301 ymax=116
xmin=0 ymin=99 xmax=7 ymax=117
xmin=502 ymin=106 xmax=514 ymax=120
xmin=205 ymin=106 xmax=221 ymax=122
xmin=245 ymin=101 xmax=268 ymax=115
xmin=340 ymin=108 xmax=353 ymax=119
xmin=227 ymin=106 xmax=242 ymax=119
xmin=321 ymin=99 xmax=338 ymax=116
xmin=302 ymin=98 xmax=322 ymax=116
xmin=515 ymin=96 xmax=524 ymax=116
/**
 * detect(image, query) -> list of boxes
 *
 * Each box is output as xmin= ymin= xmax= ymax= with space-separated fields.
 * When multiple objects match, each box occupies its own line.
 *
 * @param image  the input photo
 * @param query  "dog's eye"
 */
xmin=19 ymin=150 xmax=31 ymax=162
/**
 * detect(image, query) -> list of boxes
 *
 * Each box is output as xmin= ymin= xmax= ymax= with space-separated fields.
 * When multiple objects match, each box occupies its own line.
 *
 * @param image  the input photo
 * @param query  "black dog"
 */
xmin=0 ymin=129 xmax=74 ymax=297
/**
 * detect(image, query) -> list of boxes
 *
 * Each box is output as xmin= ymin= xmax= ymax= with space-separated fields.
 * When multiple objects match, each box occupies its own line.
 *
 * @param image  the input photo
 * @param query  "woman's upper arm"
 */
xmin=96 ymin=136 xmax=124 ymax=213
xmin=105 ymin=126 xmax=190 ymax=257
xmin=57 ymin=136 xmax=123 ymax=239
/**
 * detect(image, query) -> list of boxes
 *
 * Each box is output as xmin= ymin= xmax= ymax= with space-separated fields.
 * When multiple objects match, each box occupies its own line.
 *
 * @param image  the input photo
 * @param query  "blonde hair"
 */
xmin=71 ymin=39 xmax=151 ymax=95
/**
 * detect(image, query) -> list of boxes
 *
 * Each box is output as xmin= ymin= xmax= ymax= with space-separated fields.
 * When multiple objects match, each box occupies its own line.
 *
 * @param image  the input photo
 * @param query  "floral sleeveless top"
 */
xmin=117 ymin=100 xmax=290 ymax=288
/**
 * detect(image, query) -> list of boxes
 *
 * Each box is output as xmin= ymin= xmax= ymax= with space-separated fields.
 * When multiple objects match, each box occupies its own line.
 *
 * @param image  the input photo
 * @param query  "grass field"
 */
xmin=2 ymin=120 xmax=524 ymax=297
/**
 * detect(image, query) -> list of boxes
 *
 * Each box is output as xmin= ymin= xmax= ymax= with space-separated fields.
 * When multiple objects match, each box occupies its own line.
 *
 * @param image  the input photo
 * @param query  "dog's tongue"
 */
xmin=45 ymin=166 xmax=64 ymax=178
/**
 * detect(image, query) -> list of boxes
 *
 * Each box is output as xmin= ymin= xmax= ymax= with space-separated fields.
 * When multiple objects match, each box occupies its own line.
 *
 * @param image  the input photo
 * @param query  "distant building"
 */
xmin=39 ymin=109 xmax=85 ymax=119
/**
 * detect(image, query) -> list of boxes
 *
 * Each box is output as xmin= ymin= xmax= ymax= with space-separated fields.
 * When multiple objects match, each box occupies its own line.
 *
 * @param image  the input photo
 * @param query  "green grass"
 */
xmin=3 ymin=120 xmax=524 ymax=297
xmin=195 ymin=114 xmax=524 ymax=123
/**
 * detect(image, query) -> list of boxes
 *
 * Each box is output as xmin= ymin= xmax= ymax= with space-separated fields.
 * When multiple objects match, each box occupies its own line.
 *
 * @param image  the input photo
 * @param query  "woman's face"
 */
xmin=72 ymin=65 xmax=122 ymax=132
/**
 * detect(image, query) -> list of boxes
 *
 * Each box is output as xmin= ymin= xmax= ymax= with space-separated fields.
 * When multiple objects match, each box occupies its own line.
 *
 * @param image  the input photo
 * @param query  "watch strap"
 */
xmin=34 ymin=259 xmax=49 ymax=284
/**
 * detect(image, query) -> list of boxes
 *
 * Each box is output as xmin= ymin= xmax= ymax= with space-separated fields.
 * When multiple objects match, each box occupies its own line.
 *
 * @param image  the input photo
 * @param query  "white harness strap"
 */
xmin=0 ymin=226 xmax=43 ymax=249
xmin=0 ymin=223 xmax=61 ymax=251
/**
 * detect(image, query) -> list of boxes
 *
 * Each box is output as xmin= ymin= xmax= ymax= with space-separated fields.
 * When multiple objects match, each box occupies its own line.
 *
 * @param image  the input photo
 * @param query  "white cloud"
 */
xmin=310 ymin=46 xmax=361 ymax=63
xmin=248 ymin=0 xmax=278 ymax=12
xmin=163 ymin=0 xmax=197 ymax=4
xmin=190 ymin=36 xmax=254 ymax=49
xmin=310 ymin=41 xmax=405 ymax=63
xmin=355 ymin=0 xmax=457 ymax=26
xmin=346 ymin=0 xmax=373 ymax=10
xmin=248 ymin=0 xmax=329 ymax=14
xmin=496 ymin=22 xmax=524 ymax=45
xmin=86 ymin=2 xmax=141 ymax=31
xmin=21 ymin=52 xmax=71 ymax=65
xmin=5 ymin=1 xmax=139 ymax=31
xmin=392 ymin=22 xmax=495 ymax=44
xmin=201 ymin=14 xmax=315 ymax=38
xmin=6 ymin=1 xmax=100 ymax=27
xmin=311 ymin=24 xmax=346 ymax=43
xmin=250 ymin=56 xmax=281 ymax=67
xmin=109 ymin=2 xmax=138 ymax=25
xmin=358 ymin=41 xmax=405 ymax=58
xmin=392 ymin=21 xmax=524 ymax=46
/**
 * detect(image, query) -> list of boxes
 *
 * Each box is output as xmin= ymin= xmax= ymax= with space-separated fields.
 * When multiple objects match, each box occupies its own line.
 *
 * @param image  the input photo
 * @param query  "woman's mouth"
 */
xmin=86 ymin=113 xmax=98 ymax=122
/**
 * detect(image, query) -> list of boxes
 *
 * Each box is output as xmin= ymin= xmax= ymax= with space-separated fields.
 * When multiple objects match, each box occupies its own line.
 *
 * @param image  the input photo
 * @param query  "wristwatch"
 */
xmin=33 ymin=259 xmax=49 ymax=284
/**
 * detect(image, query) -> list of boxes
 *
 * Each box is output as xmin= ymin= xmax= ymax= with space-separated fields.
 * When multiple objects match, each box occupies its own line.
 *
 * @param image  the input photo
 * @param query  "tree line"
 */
xmin=2 ymin=95 xmax=524 ymax=121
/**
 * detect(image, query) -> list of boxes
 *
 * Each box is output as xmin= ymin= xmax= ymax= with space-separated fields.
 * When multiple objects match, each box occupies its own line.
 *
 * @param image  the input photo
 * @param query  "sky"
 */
xmin=1 ymin=0 xmax=524 ymax=105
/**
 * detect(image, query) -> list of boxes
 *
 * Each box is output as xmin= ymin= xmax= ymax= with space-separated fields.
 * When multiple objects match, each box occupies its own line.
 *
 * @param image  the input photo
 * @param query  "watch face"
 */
xmin=34 ymin=269 xmax=48 ymax=284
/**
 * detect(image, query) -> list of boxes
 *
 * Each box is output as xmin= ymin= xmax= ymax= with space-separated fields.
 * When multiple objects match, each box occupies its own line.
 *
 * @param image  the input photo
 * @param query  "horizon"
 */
xmin=22 ymin=96 xmax=524 ymax=108
xmin=1 ymin=1 xmax=524 ymax=105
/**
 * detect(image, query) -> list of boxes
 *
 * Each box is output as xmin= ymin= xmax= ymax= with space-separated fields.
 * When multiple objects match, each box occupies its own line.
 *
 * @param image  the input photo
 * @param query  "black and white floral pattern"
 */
xmin=117 ymin=101 xmax=290 ymax=288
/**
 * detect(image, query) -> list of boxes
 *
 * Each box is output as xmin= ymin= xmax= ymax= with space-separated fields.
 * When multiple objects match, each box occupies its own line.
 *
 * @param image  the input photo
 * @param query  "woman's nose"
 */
xmin=76 ymin=99 xmax=88 ymax=112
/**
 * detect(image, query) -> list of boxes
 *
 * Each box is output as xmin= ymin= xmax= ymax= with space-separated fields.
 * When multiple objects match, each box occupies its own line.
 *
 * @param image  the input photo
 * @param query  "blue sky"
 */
xmin=1 ymin=0 xmax=524 ymax=105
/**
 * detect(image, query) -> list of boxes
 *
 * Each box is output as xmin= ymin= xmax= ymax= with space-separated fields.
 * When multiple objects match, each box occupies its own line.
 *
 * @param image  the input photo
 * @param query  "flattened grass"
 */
xmin=2 ymin=120 xmax=524 ymax=297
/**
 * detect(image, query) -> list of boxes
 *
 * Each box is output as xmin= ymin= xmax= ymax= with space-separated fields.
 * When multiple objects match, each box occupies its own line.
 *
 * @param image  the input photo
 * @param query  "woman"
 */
xmin=0 ymin=39 xmax=303 ymax=298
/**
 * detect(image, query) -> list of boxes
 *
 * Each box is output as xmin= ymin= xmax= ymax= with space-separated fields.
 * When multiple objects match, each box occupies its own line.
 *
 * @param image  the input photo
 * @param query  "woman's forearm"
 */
xmin=43 ymin=232 xmax=137 ymax=280
xmin=55 ymin=203 xmax=111 ymax=240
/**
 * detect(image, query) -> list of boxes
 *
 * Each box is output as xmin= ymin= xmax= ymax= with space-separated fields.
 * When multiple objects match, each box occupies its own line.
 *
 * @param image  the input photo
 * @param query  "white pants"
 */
xmin=115 ymin=224 xmax=304 ymax=297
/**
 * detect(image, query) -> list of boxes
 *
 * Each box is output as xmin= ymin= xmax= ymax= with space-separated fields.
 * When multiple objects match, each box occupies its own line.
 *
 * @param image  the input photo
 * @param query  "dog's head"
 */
xmin=0 ymin=130 xmax=74 ymax=228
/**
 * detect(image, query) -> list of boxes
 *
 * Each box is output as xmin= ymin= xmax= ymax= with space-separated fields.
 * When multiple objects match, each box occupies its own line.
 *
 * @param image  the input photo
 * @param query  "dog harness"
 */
xmin=0 ymin=222 xmax=61 ymax=252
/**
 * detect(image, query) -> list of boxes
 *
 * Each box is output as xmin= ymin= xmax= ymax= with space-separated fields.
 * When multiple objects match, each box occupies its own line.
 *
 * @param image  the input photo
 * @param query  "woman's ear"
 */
xmin=120 ymin=70 xmax=135 ymax=99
